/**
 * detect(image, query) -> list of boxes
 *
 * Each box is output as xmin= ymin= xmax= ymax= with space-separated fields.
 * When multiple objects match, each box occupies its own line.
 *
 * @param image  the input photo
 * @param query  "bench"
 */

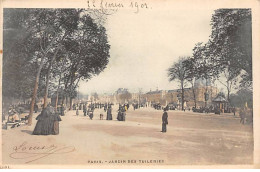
xmin=4 ymin=121 xmax=26 ymax=130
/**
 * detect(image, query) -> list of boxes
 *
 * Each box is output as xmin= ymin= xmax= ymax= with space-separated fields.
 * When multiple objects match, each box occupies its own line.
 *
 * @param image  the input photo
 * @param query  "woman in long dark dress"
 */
xmin=106 ymin=106 xmax=112 ymax=120
xmin=33 ymin=106 xmax=61 ymax=135
xmin=53 ymin=112 xmax=61 ymax=135
xmin=122 ymin=110 xmax=126 ymax=121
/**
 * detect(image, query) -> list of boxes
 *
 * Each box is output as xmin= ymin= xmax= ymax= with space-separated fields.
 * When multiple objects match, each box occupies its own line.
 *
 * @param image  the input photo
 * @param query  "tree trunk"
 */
xmin=227 ymin=89 xmax=230 ymax=104
xmin=43 ymin=64 xmax=51 ymax=108
xmin=205 ymin=78 xmax=208 ymax=108
xmin=61 ymin=96 xmax=64 ymax=105
xmin=55 ymin=91 xmax=59 ymax=112
xmin=181 ymin=80 xmax=184 ymax=111
xmin=227 ymin=80 xmax=231 ymax=104
xmin=64 ymin=84 xmax=68 ymax=109
xmin=28 ymin=33 xmax=61 ymax=122
xmin=69 ymin=73 xmax=75 ymax=110
xmin=191 ymin=82 xmax=197 ymax=108
xmin=55 ymin=73 xmax=62 ymax=112
xmin=70 ymin=97 xmax=73 ymax=110
xmin=65 ymin=96 xmax=68 ymax=109
xmin=43 ymin=49 xmax=59 ymax=108
xmin=28 ymin=55 xmax=45 ymax=126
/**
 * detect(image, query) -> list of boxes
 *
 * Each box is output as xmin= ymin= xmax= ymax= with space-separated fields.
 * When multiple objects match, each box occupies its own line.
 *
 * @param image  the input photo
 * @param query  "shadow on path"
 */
xmin=21 ymin=130 xmax=33 ymax=135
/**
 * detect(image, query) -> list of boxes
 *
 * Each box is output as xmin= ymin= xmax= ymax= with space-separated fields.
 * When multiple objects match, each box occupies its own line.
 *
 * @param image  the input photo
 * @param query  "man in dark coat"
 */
xmin=33 ymin=106 xmax=61 ymax=135
xmin=162 ymin=108 xmax=168 ymax=133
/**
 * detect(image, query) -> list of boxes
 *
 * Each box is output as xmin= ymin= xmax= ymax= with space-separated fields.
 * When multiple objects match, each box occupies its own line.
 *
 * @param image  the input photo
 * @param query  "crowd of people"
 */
xmin=2 ymin=100 xmax=252 ymax=136
xmin=132 ymin=103 xmax=146 ymax=110
xmin=71 ymin=102 xmax=169 ymax=132
xmin=72 ymin=102 xmax=131 ymax=122
xmin=73 ymin=102 xmax=115 ymax=120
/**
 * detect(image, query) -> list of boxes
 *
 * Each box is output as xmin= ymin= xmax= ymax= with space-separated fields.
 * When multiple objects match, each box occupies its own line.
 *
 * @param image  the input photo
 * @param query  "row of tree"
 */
xmin=168 ymin=9 xmax=252 ymax=110
xmin=3 ymin=9 xmax=111 ymax=125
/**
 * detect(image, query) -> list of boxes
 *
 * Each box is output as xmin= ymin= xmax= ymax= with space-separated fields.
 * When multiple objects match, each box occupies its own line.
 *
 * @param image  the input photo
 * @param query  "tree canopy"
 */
xmin=3 ymin=9 xmax=110 ymax=123
xmin=207 ymin=9 xmax=252 ymax=87
xmin=168 ymin=57 xmax=190 ymax=110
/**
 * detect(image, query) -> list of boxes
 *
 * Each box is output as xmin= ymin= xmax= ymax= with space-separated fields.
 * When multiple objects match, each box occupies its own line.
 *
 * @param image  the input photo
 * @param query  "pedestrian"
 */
xmin=122 ymin=108 xmax=126 ymax=121
xmin=33 ymin=106 xmax=62 ymax=135
xmin=89 ymin=111 xmax=93 ymax=120
xmin=239 ymin=108 xmax=246 ymax=124
xmin=104 ymin=104 xmax=107 ymax=112
xmin=53 ymin=112 xmax=62 ymax=135
xmin=233 ymin=107 xmax=236 ymax=116
xmin=8 ymin=109 xmax=21 ymax=128
xmin=106 ymin=106 xmax=113 ymax=120
xmin=83 ymin=104 xmax=87 ymax=116
xmin=162 ymin=108 xmax=168 ymax=133
xmin=117 ymin=107 xmax=122 ymax=121
xmin=100 ymin=113 xmax=104 ymax=120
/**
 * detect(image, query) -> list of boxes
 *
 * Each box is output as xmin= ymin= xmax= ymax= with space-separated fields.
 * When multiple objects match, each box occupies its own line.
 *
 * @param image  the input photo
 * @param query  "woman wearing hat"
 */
xmin=33 ymin=106 xmax=61 ymax=135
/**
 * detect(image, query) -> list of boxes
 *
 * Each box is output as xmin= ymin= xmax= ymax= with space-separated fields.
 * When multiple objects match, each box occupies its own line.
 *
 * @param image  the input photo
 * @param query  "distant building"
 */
xmin=131 ymin=93 xmax=139 ymax=102
xmin=98 ymin=93 xmax=114 ymax=103
xmin=115 ymin=88 xmax=132 ymax=104
xmin=96 ymin=80 xmax=218 ymax=108
xmin=143 ymin=89 xmax=167 ymax=105
xmin=144 ymin=81 xmax=218 ymax=108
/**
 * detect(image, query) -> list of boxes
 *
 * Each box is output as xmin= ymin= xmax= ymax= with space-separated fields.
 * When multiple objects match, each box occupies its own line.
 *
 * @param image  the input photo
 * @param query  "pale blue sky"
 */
xmin=79 ymin=7 xmax=215 ymax=95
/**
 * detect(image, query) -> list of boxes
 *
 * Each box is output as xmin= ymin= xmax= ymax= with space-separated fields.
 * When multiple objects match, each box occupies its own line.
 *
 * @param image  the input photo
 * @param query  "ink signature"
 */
xmin=9 ymin=142 xmax=75 ymax=163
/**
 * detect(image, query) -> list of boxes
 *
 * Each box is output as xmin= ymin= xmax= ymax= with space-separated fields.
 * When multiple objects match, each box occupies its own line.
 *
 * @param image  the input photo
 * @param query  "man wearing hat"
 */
xmin=162 ymin=108 xmax=168 ymax=133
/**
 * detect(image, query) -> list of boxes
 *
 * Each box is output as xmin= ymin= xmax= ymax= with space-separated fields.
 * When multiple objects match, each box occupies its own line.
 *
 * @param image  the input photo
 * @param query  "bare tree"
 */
xmin=168 ymin=57 xmax=189 ymax=110
xmin=183 ymin=57 xmax=198 ymax=108
xmin=218 ymin=68 xmax=238 ymax=103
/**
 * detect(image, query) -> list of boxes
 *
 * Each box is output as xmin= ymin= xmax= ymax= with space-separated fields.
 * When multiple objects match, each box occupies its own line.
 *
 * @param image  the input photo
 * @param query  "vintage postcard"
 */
xmin=0 ymin=0 xmax=260 ymax=169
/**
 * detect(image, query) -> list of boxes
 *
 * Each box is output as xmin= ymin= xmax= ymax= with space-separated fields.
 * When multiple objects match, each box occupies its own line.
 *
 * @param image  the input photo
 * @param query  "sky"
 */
xmin=79 ymin=4 xmax=215 ymax=95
